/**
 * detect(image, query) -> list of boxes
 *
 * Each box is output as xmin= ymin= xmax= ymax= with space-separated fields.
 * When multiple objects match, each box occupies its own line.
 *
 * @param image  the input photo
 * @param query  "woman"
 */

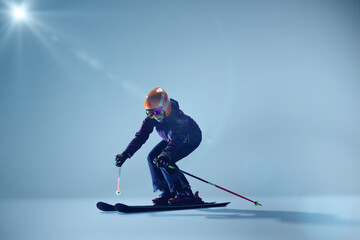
xmin=115 ymin=87 xmax=203 ymax=205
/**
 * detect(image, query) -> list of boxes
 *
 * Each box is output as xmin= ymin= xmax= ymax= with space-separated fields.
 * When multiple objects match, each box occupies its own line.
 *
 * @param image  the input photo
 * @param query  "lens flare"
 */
xmin=12 ymin=7 xmax=27 ymax=20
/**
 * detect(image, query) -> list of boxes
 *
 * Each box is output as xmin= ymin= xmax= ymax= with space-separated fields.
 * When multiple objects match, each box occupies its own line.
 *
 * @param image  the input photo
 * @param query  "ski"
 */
xmin=96 ymin=202 xmax=116 ymax=211
xmin=114 ymin=202 xmax=230 ymax=213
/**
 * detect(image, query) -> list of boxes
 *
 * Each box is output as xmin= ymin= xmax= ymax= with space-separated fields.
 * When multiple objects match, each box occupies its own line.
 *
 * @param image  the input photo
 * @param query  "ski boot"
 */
xmin=168 ymin=189 xmax=204 ymax=205
xmin=152 ymin=192 xmax=176 ymax=205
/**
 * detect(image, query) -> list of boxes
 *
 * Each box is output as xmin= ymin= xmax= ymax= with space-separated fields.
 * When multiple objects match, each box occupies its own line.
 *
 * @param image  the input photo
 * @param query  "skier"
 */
xmin=115 ymin=87 xmax=203 ymax=205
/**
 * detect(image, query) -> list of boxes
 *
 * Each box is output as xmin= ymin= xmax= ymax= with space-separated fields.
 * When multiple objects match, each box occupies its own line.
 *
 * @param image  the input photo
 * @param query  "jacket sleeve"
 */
xmin=164 ymin=117 xmax=188 ymax=158
xmin=124 ymin=117 xmax=154 ymax=157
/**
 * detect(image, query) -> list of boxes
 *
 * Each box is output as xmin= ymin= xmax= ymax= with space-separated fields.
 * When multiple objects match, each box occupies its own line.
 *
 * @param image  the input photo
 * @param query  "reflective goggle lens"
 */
xmin=146 ymin=109 xmax=163 ymax=118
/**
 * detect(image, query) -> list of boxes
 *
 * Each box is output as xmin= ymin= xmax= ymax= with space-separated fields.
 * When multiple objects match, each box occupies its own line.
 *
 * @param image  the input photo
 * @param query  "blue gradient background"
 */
xmin=0 ymin=0 xmax=359 ymax=200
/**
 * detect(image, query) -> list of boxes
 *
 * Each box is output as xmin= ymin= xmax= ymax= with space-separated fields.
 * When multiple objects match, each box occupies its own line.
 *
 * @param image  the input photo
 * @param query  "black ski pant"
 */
xmin=147 ymin=134 xmax=201 ymax=194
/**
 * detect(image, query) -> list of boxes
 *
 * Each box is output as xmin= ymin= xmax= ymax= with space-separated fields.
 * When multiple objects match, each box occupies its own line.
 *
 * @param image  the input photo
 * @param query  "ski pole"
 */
xmin=116 ymin=167 xmax=121 ymax=195
xmin=168 ymin=165 xmax=262 ymax=206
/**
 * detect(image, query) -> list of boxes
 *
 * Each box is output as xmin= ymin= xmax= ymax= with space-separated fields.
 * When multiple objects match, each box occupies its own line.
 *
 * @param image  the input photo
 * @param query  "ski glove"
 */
xmin=115 ymin=152 xmax=130 ymax=167
xmin=154 ymin=151 xmax=172 ymax=168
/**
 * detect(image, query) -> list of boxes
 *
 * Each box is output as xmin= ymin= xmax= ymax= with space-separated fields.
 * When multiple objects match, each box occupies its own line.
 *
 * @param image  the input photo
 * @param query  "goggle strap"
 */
xmin=162 ymin=97 xmax=170 ymax=113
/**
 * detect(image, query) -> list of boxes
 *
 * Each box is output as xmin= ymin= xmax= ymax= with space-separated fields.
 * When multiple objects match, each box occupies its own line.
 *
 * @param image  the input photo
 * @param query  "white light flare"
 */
xmin=12 ymin=6 xmax=27 ymax=21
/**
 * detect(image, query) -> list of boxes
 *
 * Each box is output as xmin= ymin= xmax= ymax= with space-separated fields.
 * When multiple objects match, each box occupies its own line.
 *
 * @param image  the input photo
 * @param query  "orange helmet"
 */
xmin=144 ymin=87 xmax=172 ymax=117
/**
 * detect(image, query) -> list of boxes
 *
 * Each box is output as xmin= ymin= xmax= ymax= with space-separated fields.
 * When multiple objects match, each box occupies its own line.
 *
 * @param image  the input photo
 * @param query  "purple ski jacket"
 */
xmin=124 ymin=99 xmax=201 ymax=158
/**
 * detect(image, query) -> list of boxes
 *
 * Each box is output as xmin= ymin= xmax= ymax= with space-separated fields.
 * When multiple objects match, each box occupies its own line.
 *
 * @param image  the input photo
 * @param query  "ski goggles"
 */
xmin=146 ymin=109 xmax=164 ymax=118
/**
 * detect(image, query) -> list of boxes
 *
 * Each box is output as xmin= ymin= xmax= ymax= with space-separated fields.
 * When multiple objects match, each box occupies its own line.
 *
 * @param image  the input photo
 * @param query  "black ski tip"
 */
xmin=96 ymin=202 xmax=116 ymax=211
xmin=222 ymin=202 xmax=231 ymax=206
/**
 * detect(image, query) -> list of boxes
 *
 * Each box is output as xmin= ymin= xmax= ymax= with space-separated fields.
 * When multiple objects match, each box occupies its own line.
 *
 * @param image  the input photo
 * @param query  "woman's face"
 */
xmin=154 ymin=113 xmax=165 ymax=122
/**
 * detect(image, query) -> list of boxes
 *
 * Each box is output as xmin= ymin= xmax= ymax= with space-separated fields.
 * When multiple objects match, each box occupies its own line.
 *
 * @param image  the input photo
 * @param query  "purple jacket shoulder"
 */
xmin=124 ymin=99 xmax=201 ymax=157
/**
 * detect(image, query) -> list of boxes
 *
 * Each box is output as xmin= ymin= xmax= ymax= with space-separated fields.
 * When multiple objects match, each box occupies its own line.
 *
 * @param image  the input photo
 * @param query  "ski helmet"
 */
xmin=144 ymin=87 xmax=172 ymax=117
